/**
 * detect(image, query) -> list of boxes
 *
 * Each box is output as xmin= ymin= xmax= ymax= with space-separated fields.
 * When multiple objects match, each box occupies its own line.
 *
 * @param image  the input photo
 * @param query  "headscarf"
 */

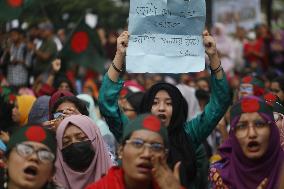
xmin=140 ymin=83 xmax=197 ymax=187
xmin=77 ymin=94 xmax=117 ymax=164
xmin=263 ymin=92 xmax=284 ymax=150
xmin=28 ymin=95 xmax=50 ymax=125
xmin=177 ymin=84 xmax=201 ymax=121
xmin=83 ymin=79 xmax=99 ymax=100
xmin=216 ymin=96 xmax=284 ymax=189
xmin=16 ymin=95 xmax=36 ymax=126
xmin=18 ymin=87 xmax=35 ymax=96
xmin=240 ymin=75 xmax=265 ymax=97
xmin=55 ymin=115 xmax=112 ymax=189
xmin=77 ymin=94 xmax=113 ymax=136
xmin=49 ymin=90 xmax=74 ymax=119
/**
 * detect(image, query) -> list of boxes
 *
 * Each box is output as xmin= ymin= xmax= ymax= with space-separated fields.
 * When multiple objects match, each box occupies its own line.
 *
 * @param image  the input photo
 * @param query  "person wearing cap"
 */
xmin=2 ymin=125 xmax=59 ymax=189
xmin=238 ymin=75 xmax=265 ymax=99
xmin=54 ymin=115 xmax=112 ymax=189
xmin=86 ymin=113 xmax=183 ymax=189
xmin=263 ymin=92 xmax=284 ymax=150
xmin=209 ymin=96 xmax=284 ymax=188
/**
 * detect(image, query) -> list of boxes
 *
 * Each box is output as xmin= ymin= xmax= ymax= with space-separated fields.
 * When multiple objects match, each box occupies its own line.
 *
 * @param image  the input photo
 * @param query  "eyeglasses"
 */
xmin=274 ymin=112 xmax=283 ymax=123
xmin=233 ymin=120 xmax=270 ymax=138
xmin=125 ymin=139 xmax=166 ymax=153
xmin=53 ymin=112 xmax=65 ymax=119
xmin=15 ymin=143 xmax=55 ymax=163
xmin=239 ymin=86 xmax=253 ymax=94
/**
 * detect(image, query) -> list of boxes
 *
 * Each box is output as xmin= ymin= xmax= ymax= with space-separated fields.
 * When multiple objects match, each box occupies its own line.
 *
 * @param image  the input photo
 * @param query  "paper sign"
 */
xmin=126 ymin=0 xmax=206 ymax=73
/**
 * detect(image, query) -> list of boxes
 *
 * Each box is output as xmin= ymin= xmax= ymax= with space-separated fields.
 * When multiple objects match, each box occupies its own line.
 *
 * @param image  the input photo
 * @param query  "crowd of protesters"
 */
xmin=0 ymin=18 xmax=284 ymax=189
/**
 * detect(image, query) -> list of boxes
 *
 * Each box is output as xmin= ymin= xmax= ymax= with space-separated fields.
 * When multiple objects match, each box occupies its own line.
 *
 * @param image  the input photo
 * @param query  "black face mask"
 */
xmin=62 ymin=140 xmax=95 ymax=171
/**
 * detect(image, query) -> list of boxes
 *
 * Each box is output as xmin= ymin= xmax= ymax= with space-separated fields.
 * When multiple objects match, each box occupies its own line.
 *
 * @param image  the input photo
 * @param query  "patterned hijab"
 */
xmin=54 ymin=115 xmax=112 ymax=189
xmin=217 ymin=96 xmax=284 ymax=188
xmin=263 ymin=92 xmax=284 ymax=150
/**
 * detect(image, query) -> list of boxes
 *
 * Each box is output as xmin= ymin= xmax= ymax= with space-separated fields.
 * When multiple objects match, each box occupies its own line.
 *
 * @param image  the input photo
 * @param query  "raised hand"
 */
xmin=51 ymin=59 xmax=61 ymax=73
xmin=0 ymin=130 xmax=10 ymax=143
xmin=151 ymin=156 xmax=182 ymax=189
xmin=203 ymin=30 xmax=218 ymax=58
xmin=116 ymin=31 xmax=129 ymax=55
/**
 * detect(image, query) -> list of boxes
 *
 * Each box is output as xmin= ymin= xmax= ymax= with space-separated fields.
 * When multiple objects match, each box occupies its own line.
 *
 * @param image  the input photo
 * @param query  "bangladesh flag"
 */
xmin=0 ymin=0 xmax=25 ymax=21
xmin=61 ymin=20 xmax=106 ymax=73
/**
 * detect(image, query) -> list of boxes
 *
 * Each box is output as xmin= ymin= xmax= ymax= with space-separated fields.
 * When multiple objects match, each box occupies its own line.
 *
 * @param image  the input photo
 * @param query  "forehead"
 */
xmin=197 ymin=80 xmax=208 ymax=85
xmin=271 ymin=82 xmax=281 ymax=89
xmin=130 ymin=130 xmax=163 ymax=143
xmin=22 ymin=141 xmax=50 ymax=151
xmin=239 ymin=112 xmax=263 ymax=122
xmin=63 ymin=124 xmax=86 ymax=137
xmin=154 ymin=90 xmax=171 ymax=99
xmin=240 ymin=83 xmax=253 ymax=88
xmin=59 ymin=82 xmax=70 ymax=86
xmin=56 ymin=101 xmax=76 ymax=111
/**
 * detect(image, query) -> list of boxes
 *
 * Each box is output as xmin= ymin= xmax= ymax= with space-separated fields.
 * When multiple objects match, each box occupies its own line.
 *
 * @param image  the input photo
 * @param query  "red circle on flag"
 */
xmin=7 ymin=0 xmax=23 ymax=8
xmin=143 ymin=115 xmax=161 ymax=132
xmin=242 ymin=76 xmax=253 ymax=84
xmin=25 ymin=126 xmax=47 ymax=142
xmin=71 ymin=31 xmax=89 ymax=54
xmin=241 ymin=98 xmax=260 ymax=113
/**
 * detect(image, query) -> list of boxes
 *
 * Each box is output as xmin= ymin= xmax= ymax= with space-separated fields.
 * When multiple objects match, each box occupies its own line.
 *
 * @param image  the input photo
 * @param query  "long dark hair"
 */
xmin=140 ymin=83 xmax=197 ymax=186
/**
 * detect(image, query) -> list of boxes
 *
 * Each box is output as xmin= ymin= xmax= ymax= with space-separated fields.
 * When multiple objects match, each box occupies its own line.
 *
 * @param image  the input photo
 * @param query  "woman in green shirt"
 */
xmin=98 ymin=31 xmax=231 ymax=188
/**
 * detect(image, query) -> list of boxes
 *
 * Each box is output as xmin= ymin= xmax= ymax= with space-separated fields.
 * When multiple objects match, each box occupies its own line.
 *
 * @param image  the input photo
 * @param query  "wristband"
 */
xmin=112 ymin=62 xmax=123 ymax=73
xmin=210 ymin=62 xmax=221 ymax=73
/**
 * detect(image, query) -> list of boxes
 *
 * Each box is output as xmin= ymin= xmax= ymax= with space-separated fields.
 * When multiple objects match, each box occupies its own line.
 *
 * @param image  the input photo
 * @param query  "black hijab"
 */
xmin=140 ymin=83 xmax=197 ymax=187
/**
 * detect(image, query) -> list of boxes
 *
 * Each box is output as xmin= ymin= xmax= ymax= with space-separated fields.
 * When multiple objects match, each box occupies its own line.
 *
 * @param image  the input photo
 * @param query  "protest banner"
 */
xmin=126 ymin=0 xmax=206 ymax=73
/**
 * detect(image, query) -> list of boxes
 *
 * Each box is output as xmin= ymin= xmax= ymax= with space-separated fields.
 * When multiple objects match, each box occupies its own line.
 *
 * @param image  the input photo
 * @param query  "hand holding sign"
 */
xmin=203 ymin=30 xmax=217 ymax=58
xmin=127 ymin=0 xmax=206 ymax=73
xmin=117 ymin=31 xmax=129 ymax=55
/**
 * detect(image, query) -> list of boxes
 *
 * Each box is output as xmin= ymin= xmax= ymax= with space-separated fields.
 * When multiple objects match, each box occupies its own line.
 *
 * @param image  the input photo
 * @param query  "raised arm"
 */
xmin=108 ymin=31 xmax=129 ymax=82
xmin=184 ymin=31 xmax=232 ymax=148
xmin=98 ymin=31 xmax=130 ymax=141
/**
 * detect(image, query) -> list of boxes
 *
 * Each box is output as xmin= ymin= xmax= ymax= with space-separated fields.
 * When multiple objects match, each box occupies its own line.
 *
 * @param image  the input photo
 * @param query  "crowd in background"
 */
xmin=0 ymin=18 xmax=284 ymax=189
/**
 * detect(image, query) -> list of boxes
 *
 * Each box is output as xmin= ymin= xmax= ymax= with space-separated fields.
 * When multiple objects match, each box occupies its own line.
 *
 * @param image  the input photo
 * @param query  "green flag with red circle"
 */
xmin=0 ymin=0 xmax=26 ymax=21
xmin=61 ymin=20 xmax=106 ymax=73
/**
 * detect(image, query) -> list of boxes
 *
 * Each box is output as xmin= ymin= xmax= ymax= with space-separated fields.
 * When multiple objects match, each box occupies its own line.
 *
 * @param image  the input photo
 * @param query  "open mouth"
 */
xmin=137 ymin=163 xmax=153 ymax=173
xmin=24 ymin=166 xmax=38 ymax=177
xmin=157 ymin=114 xmax=167 ymax=123
xmin=247 ymin=141 xmax=260 ymax=152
